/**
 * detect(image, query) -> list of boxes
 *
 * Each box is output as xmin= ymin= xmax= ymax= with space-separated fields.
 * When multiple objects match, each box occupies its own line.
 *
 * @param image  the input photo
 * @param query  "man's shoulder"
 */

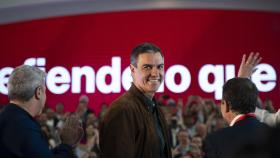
xmin=0 ymin=104 xmax=18 ymax=121
xmin=110 ymin=91 xmax=139 ymax=110
xmin=235 ymin=117 xmax=269 ymax=130
xmin=205 ymin=126 xmax=231 ymax=141
xmin=203 ymin=118 xmax=270 ymax=158
xmin=0 ymin=104 xmax=39 ymax=130
xmin=103 ymin=92 xmax=135 ymax=116
xmin=205 ymin=124 xmax=248 ymax=145
xmin=206 ymin=118 xmax=269 ymax=143
xmin=101 ymin=90 xmax=146 ymax=124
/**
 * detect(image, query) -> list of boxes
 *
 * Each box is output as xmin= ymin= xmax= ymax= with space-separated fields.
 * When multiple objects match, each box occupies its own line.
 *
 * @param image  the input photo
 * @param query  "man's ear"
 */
xmin=221 ymin=99 xmax=230 ymax=113
xmin=130 ymin=64 xmax=135 ymax=73
xmin=34 ymin=86 xmax=42 ymax=100
xmin=130 ymin=64 xmax=135 ymax=79
xmin=224 ymin=101 xmax=230 ymax=113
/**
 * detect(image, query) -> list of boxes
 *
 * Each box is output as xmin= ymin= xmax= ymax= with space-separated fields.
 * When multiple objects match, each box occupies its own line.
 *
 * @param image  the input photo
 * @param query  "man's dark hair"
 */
xmin=222 ymin=77 xmax=258 ymax=114
xmin=130 ymin=42 xmax=163 ymax=67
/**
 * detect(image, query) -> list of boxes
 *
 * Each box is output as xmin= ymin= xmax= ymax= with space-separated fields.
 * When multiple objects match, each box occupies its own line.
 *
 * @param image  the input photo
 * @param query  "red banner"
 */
xmin=0 ymin=10 xmax=279 ymax=114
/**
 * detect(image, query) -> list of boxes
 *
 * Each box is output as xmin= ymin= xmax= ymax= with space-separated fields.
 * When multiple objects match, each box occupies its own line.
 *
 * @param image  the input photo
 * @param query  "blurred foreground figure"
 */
xmin=203 ymin=77 xmax=269 ymax=158
xmin=100 ymin=42 xmax=172 ymax=158
xmin=0 ymin=65 xmax=83 ymax=158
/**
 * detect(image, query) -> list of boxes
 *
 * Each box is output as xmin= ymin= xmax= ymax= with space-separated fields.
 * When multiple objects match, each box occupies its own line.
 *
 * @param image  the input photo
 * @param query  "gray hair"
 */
xmin=8 ymin=65 xmax=46 ymax=102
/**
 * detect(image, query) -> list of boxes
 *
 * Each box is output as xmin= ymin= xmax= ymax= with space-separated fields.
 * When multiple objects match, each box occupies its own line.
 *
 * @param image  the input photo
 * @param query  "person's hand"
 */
xmin=60 ymin=114 xmax=84 ymax=147
xmin=238 ymin=52 xmax=262 ymax=78
xmin=172 ymin=146 xmax=180 ymax=157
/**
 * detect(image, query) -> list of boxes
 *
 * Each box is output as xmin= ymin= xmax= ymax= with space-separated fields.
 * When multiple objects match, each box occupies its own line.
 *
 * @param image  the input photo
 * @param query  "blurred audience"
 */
xmin=24 ymin=92 xmax=277 ymax=158
xmin=3 ymin=53 xmax=279 ymax=158
xmin=172 ymin=129 xmax=191 ymax=158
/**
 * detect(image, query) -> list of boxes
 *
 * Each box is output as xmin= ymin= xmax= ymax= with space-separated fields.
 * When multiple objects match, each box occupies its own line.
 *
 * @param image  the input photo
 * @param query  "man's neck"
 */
xmin=229 ymin=114 xmax=243 ymax=126
xmin=10 ymin=100 xmax=35 ymax=117
xmin=229 ymin=112 xmax=256 ymax=126
xmin=225 ymin=111 xmax=239 ymax=125
xmin=144 ymin=93 xmax=154 ymax=100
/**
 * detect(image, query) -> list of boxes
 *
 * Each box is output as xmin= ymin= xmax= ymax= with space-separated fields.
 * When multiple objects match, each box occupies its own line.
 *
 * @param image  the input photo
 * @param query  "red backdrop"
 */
xmin=0 ymin=9 xmax=279 ymax=114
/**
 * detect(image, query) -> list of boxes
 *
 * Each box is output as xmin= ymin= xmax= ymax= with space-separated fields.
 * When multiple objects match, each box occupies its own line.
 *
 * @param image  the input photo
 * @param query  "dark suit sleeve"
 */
xmin=202 ymin=135 xmax=218 ymax=158
xmin=2 ymin=120 xmax=74 ymax=158
xmin=100 ymin=106 xmax=136 ymax=158
xmin=21 ymin=127 xmax=75 ymax=158
xmin=2 ymin=121 xmax=50 ymax=158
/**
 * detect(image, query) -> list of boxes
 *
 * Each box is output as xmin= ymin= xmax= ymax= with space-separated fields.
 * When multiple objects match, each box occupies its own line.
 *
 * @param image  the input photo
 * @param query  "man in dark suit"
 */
xmin=0 ymin=65 xmax=83 ymax=158
xmin=203 ymin=77 xmax=269 ymax=158
xmin=202 ymin=52 xmax=269 ymax=158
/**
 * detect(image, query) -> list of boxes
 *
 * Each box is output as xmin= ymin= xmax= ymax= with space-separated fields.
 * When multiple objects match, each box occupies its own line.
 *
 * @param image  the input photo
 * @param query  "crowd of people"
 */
xmin=31 ymin=92 xmax=276 ymax=158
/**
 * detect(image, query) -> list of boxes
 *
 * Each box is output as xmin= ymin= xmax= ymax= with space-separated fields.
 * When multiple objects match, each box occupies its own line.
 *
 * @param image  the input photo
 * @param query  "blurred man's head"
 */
xmin=79 ymin=95 xmax=89 ymax=105
xmin=177 ymin=129 xmax=190 ymax=146
xmin=55 ymin=102 xmax=64 ymax=114
xmin=8 ymin=65 xmax=46 ymax=116
xmin=130 ymin=42 xmax=164 ymax=98
xmin=195 ymin=123 xmax=207 ymax=139
xmin=191 ymin=136 xmax=202 ymax=147
xmin=76 ymin=95 xmax=89 ymax=113
xmin=221 ymin=78 xmax=258 ymax=123
xmin=86 ymin=113 xmax=97 ymax=126
xmin=46 ymin=108 xmax=55 ymax=119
